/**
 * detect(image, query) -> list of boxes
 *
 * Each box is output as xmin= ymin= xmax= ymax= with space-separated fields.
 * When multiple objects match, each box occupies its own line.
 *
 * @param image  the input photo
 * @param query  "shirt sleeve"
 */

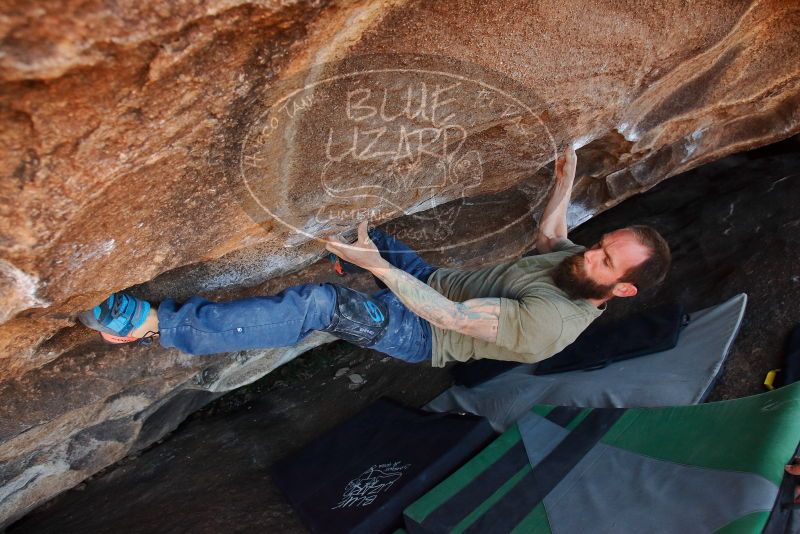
xmin=495 ymin=295 xmax=564 ymax=358
xmin=549 ymin=238 xmax=584 ymax=254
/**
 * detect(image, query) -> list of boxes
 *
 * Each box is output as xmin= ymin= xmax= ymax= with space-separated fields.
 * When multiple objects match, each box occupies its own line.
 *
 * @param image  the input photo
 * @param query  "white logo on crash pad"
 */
xmin=332 ymin=460 xmax=411 ymax=509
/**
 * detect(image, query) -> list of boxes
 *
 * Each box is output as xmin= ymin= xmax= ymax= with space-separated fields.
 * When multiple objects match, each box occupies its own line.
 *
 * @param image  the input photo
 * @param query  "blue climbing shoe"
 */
xmin=78 ymin=292 xmax=151 ymax=344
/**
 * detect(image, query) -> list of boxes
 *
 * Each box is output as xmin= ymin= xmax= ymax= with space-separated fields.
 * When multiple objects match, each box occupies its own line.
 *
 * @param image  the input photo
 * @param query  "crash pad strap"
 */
xmin=543 ymin=405 xmax=583 ymax=427
xmin=409 ymin=408 xmax=625 ymax=533
xmin=463 ymin=409 xmax=625 ymax=533
xmin=414 ymin=408 xmax=583 ymax=531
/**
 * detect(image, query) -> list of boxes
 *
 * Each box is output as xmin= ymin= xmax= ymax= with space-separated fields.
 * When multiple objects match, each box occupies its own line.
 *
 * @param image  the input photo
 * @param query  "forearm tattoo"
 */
xmin=375 ymin=265 xmax=500 ymax=342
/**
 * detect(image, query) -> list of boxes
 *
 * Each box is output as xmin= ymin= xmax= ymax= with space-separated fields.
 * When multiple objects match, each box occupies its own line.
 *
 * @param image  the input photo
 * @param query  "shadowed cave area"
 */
xmin=9 ymin=136 xmax=800 ymax=533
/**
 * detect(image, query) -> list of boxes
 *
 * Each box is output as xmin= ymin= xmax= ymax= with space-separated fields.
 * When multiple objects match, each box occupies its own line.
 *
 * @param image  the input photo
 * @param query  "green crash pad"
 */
xmin=404 ymin=383 xmax=800 ymax=534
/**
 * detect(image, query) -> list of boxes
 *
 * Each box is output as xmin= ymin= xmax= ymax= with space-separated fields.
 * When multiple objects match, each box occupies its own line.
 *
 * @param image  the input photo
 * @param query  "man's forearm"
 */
xmin=370 ymin=260 xmax=498 ymax=343
xmin=538 ymin=181 xmax=571 ymax=238
xmin=371 ymin=259 xmax=464 ymax=330
xmin=324 ymin=221 xmax=500 ymax=343
xmin=536 ymin=148 xmax=576 ymax=250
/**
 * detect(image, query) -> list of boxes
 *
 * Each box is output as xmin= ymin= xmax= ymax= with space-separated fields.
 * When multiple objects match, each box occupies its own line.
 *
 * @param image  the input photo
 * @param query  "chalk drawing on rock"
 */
xmin=234 ymin=53 xmax=556 ymax=254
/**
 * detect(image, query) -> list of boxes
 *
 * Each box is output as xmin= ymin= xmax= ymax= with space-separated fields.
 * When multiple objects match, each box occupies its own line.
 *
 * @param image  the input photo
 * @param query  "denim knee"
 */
xmin=302 ymin=283 xmax=337 ymax=332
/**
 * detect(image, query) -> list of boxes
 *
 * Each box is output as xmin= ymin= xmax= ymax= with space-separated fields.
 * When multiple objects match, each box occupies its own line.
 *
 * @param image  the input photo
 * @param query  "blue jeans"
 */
xmin=157 ymin=229 xmax=437 ymax=363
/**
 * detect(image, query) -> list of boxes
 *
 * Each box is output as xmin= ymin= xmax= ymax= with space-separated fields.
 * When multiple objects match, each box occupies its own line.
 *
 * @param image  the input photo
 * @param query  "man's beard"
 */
xmin=551 ymin=253 xmax=615 ymax=301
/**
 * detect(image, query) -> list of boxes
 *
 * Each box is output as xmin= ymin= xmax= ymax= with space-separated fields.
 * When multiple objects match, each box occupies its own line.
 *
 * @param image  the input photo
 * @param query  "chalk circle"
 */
xmin=237 ymin=53 xmax=556 ymax=254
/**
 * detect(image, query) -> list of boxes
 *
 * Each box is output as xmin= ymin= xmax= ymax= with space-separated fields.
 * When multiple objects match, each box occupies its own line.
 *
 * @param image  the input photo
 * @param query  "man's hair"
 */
xmin=620 ymin=225 xmax=671 ymax=292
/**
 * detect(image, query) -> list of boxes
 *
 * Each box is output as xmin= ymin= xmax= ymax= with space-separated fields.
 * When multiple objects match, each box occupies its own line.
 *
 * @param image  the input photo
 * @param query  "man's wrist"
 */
xmin=369 ymin=257 xmax=394 ymax=279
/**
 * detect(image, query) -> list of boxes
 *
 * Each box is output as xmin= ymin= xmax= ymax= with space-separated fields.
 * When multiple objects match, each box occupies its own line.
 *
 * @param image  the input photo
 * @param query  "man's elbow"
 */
xmin=430 ymin=310 xmax=462 ymax=334
xmin=445 ymin=313 xmax=470 ymax=335
xmin=535 ymin=235 xmax=556 ymax=254
xmin=435 ymin=301 xmax=470 ymax=333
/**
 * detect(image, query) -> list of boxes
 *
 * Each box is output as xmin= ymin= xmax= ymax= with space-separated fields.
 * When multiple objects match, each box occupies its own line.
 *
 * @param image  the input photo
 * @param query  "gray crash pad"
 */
xmin=426 ymin=294 xmax=747 ymax=431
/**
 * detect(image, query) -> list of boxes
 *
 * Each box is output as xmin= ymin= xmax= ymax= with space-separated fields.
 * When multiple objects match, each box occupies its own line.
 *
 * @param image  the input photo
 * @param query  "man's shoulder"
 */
xmin=520 ymin=287 xmax=599 ymax=319
xmin=518 ymin=238 xmax=583 ymax=266
xmin=547 ymin=237 xmax=585 ymax=254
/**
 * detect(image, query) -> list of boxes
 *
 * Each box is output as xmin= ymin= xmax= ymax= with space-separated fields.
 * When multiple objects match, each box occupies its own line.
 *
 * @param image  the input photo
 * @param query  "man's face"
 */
xmin=552 ymin=229 xmax=651 ymax=301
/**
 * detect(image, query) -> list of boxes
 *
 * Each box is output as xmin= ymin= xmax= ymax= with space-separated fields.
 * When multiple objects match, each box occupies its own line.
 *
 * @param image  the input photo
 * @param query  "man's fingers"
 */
xmin=326 ymin=222 xmax=372 ymax=259
xmin=325 ymin=234 xmax=349 ymax=253
xmin=357 ymin=220 xmax=370 ymax=244
xmin=561 ymin=145 xmax=576 ymax=166
xmin=786 ymin=463 xmax=800 ymax=476
xmin=566 ymin=146 xmax=577 ymax=164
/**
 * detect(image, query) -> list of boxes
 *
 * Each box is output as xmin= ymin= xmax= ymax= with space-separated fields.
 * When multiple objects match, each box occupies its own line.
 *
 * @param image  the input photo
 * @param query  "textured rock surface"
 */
xmin=10 ymin=137 xmax=800 ymax=533
xmin=1 ymin=0 xmax=799 ymax=526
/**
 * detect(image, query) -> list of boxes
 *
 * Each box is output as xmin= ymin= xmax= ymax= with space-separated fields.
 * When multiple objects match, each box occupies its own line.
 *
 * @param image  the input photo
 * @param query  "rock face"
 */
xmin=9 ymin=137 xmax=800 ymax=533
xmin=0 ymin=0 xmax=799 ymax=526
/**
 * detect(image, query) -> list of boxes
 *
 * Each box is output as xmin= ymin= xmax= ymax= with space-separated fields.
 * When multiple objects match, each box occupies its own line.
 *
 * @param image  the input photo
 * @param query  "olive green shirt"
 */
xmin=426 ymin=239 xmax=604 ymax=368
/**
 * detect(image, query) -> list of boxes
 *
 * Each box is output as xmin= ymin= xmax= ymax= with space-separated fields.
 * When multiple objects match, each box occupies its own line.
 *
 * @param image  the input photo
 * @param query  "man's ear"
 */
xmin=612 ymin=282 xmax=638 ymax=298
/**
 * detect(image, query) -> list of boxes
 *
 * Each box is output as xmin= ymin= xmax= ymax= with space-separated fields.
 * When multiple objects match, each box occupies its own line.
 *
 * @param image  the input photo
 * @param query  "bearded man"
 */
xmin=79 ymin=147 xmax=671 ymax=368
